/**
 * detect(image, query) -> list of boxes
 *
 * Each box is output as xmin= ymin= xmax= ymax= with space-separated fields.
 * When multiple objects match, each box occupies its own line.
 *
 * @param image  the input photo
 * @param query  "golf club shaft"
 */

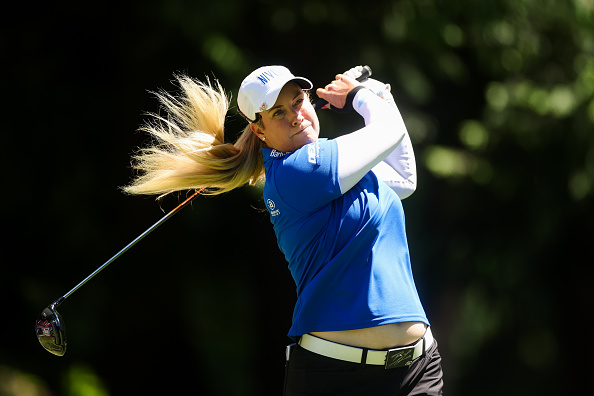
xmin=52 ymin=66 xmax=370 ymax=307
xmin=54 ymin=187 xmax=206 ymax=307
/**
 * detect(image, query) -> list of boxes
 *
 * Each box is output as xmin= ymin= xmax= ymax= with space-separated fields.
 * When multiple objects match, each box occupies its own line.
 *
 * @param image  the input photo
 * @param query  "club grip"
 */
xmin=314 ymin=65 xmax=373 ymax=110
xmin=347 ymin=65 xmax=372 ymax=81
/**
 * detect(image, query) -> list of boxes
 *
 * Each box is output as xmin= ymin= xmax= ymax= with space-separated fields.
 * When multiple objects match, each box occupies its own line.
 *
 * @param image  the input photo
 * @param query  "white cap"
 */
xmin=237 ymin=65 xmax=313 ymax=122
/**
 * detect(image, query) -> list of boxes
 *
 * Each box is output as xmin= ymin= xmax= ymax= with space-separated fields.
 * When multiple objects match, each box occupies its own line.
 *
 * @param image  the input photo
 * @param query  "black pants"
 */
xmin=283 ymin=340 xmax=444 ymax=395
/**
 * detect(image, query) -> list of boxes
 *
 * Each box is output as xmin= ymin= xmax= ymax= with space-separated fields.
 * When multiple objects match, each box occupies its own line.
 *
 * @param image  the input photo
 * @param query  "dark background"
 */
xmin=2 ymin=0 xmax=593 ymax=394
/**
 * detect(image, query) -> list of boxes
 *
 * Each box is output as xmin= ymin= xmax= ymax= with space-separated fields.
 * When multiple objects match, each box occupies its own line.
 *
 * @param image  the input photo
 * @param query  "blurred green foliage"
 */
xmin=2 ymin=0 xmax=592 ymax=395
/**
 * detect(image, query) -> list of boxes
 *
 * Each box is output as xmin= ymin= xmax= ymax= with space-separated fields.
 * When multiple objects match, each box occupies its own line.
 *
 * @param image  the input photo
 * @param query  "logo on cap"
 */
xmin=256 ymin=69 xmax=281 ymax=85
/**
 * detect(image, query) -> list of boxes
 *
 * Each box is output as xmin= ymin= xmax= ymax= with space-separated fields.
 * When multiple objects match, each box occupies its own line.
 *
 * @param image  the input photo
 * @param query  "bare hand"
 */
xmin=316 ymin=74 xmax=361 ymax=110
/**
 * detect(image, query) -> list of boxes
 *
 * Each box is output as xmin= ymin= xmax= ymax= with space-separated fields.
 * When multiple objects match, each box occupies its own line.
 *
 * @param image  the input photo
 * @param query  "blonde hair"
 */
xmin=123 ymin=75 xmax=265 ymax=197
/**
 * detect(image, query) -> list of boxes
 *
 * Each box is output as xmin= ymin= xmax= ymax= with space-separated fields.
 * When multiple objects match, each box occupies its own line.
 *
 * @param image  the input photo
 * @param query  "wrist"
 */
xmin=331 ymin=85 xmax=366 ymax=113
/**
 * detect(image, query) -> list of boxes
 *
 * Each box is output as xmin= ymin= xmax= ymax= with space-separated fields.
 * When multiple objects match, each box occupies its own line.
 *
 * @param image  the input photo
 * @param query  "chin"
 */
xmin=301 ymin=133 xmax=318 ymax=146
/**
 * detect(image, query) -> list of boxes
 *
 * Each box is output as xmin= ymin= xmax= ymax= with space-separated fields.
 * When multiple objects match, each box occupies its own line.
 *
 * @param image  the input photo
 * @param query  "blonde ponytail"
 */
xmin=123 ymin=75 xmax=265 ymax=197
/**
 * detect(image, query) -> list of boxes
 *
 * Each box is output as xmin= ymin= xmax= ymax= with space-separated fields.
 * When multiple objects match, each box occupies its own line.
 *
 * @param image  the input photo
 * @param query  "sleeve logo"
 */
xmin=267 ymin=199 xmax=280 ymax=217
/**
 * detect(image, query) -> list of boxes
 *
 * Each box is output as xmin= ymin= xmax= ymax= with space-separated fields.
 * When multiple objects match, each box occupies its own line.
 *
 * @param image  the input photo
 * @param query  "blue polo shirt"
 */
xmin=262 ymin=139 xmax=428 ymax=339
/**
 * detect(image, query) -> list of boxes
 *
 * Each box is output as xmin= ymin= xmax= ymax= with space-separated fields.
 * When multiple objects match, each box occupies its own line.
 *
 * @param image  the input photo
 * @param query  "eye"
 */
xmin=273 ymin=108 xmax=285 ymax=117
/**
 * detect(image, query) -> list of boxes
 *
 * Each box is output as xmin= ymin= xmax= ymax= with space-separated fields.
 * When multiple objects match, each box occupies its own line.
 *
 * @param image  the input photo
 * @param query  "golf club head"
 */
xmin=35 ymin=304 xmax=67 ymax=356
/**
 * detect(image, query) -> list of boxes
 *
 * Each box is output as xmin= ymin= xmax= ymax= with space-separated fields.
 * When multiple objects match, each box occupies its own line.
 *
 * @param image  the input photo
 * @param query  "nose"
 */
xmin=291 ymin=108 xmax=304 ymax=126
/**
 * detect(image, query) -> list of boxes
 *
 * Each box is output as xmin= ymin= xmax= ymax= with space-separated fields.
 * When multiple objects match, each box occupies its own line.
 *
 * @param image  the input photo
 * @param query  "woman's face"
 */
xmin=250 ymin=82 xmax=320 ymax=152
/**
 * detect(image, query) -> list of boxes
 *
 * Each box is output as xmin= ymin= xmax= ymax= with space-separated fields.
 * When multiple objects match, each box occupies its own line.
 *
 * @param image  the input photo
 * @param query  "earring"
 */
xmin=262 ymin=137 xmax=266 ymax=141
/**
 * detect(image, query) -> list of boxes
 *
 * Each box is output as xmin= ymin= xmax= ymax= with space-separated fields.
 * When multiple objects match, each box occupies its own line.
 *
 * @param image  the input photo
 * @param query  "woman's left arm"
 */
xmin=368 ymin=85 xmax=417 ymax=199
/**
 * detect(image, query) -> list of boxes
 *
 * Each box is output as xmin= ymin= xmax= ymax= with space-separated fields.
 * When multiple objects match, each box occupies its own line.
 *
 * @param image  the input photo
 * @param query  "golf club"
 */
xmin=35 ymin=65 xmax=372 ymax=357
xmin=35 ymin=187 xmax=206 ymax=356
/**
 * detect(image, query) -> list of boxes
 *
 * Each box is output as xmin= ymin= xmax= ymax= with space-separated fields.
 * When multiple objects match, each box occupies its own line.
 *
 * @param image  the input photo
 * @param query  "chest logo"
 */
xmin=308 ymin=144 xmax=317 ymax=164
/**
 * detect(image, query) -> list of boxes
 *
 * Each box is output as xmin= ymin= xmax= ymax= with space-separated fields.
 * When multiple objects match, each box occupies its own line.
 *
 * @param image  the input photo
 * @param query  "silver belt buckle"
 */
xmin=384 ymin=345 xmax=415 ymax=369
xmin=384 ymin=335 xmax=426 ymax=370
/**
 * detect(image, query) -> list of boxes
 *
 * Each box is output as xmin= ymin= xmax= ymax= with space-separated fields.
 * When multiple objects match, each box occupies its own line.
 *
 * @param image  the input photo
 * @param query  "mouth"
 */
xmin=292 ymin=123 xmax=312 ymax=137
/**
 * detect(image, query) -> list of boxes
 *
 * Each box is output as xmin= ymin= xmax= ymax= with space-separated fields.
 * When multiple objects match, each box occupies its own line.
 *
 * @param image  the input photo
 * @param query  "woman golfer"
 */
xmin=125 ymin=65 xmax=444 ymax=395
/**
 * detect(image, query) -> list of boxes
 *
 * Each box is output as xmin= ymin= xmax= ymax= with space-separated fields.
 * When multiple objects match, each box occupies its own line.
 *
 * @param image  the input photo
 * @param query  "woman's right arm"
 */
xmin=318 ymin=76 xmax=409 ymax=194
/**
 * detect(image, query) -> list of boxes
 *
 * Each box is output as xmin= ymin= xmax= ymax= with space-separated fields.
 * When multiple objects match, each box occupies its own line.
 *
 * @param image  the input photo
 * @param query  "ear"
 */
xmin=250 ymin=122 xmax=265 ymax=141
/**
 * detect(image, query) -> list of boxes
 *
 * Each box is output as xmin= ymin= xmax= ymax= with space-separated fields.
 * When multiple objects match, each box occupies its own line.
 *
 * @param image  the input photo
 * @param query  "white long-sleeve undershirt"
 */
xmin=335 ymin=88 xmax=417 ymax=199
